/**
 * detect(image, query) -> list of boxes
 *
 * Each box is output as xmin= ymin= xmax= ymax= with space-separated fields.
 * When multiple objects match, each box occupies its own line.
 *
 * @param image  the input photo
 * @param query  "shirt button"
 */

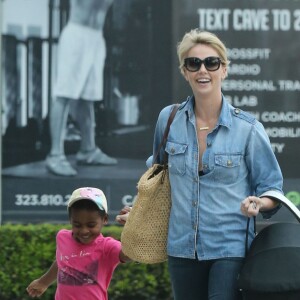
xmin=194 ymin=225 xmax=197 ymax=231
xmin=193 ymin=201 xmax=197 ymax=207
xmin=227 ymin=160 xmax=233 ymax=166
xmin=194 ymin=177 xmax=198 ymax=182
xmin=203 ymin=164 xmax=208 ymax=169
xmin=234 ymin=108 xmax=240 ymax=114
xmin=207 ymin=142 xmax=211 ymax=147
xmin=171 ymin=148 xmax=175 ymax=154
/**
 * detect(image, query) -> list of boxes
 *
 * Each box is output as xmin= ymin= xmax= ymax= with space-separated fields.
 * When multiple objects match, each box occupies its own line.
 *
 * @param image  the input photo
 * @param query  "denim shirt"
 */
xmin=147 ymin=95 xmax=283 ymax=260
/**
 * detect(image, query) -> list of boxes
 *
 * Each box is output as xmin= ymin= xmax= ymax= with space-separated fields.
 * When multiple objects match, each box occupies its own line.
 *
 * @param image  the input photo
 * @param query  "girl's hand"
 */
xmin=26 ymin=279 xmax=48 ymax=298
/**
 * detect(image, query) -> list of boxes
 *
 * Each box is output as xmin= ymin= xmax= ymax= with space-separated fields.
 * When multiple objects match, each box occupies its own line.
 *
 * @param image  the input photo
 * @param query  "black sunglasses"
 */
xmin=184 ymin=56 xmax=222 ymax=72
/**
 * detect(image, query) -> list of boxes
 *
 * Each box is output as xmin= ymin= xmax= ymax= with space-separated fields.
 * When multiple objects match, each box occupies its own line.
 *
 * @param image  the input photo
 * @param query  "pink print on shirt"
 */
xmin=58 ymin=261 xmax=98 ymax=286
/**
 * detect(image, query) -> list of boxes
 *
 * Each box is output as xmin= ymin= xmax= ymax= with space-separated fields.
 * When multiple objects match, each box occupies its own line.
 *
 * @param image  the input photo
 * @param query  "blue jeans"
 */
xmin=168 ymin=256 xmax=243 ymax=300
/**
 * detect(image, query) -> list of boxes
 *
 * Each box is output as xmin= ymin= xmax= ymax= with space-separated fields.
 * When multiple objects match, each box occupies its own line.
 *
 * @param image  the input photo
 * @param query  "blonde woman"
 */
xmin=145 ymin=29 xmax=283 ymax=300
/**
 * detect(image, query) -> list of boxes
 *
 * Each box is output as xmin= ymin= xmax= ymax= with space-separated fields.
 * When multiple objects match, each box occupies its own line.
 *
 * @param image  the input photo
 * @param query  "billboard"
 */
xmin=1 ymin=0 xmax=299 ymax=224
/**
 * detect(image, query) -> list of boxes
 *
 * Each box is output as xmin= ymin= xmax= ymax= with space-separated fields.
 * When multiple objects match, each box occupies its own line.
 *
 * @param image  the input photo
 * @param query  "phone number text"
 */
xmin=15 ymin=194 xmax=70 ymax=206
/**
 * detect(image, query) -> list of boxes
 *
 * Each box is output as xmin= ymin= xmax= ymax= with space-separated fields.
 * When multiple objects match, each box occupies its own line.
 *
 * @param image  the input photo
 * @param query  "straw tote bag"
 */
xmin=121 ymin=104 xmax=179 ymax=264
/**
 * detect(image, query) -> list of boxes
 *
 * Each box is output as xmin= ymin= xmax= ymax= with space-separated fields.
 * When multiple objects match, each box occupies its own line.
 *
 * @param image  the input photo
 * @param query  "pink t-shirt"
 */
xmin=55 ymin=229 xmax=121 ymax=300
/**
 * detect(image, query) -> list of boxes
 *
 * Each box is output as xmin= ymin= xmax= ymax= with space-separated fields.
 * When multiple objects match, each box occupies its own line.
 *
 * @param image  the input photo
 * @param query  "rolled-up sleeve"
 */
xmin=246 ymin=121 xmax=283 ymax=219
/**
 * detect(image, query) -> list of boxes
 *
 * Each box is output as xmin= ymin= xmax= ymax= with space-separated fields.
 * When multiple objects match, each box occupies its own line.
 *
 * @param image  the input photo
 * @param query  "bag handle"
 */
xmin=245 ymin=190 xmax=300 ymax=256
xmin=153 ymin=104 xmax=180 ymax=166
xmin=245 ymin=217 xmax=256 ymax=256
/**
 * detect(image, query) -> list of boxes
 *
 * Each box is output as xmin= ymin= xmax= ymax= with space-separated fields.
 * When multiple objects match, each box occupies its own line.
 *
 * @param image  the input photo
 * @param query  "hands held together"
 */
xmin=115 ymin=206 xmax=131 ymax=225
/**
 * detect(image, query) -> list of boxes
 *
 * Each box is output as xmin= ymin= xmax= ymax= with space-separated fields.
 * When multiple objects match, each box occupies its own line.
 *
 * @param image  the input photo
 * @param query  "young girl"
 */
xmin=26 ymin=187 xmax=130 ymax=300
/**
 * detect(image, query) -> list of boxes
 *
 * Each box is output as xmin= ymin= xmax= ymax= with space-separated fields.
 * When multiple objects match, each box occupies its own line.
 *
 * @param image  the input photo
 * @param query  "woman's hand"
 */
xmin=241 ymin=195 xmax=279 ymax=217
xmin=115 ymin=206 xmax=132 ymax=225
xmin=241 ymin=196 xmax=262 ymax=217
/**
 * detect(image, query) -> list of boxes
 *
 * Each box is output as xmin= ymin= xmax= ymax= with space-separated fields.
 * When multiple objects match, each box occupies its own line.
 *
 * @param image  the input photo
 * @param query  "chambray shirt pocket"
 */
xmin=165 ymin=141 xmax=187 ymax=175
xmin=213 ymin=153 xmax=242 ymax=184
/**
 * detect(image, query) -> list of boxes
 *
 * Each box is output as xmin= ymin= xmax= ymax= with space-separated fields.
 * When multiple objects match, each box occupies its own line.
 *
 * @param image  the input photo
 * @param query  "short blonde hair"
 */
xmin=177 ymin=29 xmax=230 ymax=76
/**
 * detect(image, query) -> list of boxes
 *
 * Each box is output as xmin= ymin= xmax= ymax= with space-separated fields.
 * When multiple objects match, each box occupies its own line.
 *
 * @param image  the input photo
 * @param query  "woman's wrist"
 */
xmin=259 ymin=197 xmax=278 ymax=211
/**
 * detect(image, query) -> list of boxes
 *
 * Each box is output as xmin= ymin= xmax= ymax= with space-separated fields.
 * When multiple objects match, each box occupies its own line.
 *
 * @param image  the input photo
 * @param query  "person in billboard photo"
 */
xmin=118 ymin=29 xmax=283 ymax=300
xmin=46 ymin=0 xmax=117 ymax=177
xmin=26 ymin=187 xmax=131 ymax=300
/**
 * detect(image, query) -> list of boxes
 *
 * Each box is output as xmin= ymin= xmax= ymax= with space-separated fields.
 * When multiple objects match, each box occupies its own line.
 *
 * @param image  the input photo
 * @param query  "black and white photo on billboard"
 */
xmin=1 ymin=0 xmax=172 ymax=223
